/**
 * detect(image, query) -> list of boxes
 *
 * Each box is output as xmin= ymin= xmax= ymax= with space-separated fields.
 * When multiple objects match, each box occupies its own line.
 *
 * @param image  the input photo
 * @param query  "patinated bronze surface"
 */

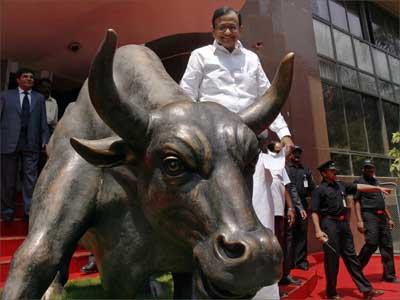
xmin=2 ymin=30 xmax=294 ymax=299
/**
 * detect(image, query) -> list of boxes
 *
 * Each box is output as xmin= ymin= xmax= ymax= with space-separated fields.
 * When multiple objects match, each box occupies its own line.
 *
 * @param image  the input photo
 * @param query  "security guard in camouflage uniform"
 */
xmin=354 ymin=159 xmax=399 ymax=283
xmin=311 ymin=160 xmax=389 ymax=299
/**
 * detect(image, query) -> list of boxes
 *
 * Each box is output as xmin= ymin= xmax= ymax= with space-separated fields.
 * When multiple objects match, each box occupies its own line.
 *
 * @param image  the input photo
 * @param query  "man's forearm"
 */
xmin=356 ymin=183 xmax=383 ymax=193
xmin=311 ymin=212 xmax=322 ymax=233
xmin=385 ymin=206 xmax=393 ymax=220
xmin=354 ymin=200 xmax=363 ymax=222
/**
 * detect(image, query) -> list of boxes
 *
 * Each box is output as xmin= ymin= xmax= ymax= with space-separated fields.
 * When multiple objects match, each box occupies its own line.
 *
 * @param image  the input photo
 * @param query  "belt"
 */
xmin=326 ymin=215 xmax=347 ymax=221
xmin=365 ymin=209 xmax=385 ymax=215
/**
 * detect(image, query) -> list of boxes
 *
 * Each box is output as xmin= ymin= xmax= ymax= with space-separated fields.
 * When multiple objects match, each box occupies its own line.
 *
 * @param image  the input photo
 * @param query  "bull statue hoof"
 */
xmin=1 ymin=29 xmax=294 ymax=299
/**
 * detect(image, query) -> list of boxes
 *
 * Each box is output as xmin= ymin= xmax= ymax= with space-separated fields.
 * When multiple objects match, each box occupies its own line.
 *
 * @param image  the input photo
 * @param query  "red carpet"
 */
xmin=286 ymin=253 xmax=400 ymax=299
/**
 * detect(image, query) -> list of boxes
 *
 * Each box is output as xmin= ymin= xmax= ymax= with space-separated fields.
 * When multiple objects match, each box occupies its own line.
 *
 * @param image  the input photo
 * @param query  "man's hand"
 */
xmin=388 ymin=219 xmax=395 ymax=230
xmin=315 ymin=230 xmax=328 ymax=243
xmin=300 ymin=209 xmax=307 ymax=220
xmin=287 ymin=208 xmax=295 ymax=227
xmin=379 ymin=187 xmax=392 ymax=195
xmin=281 ymin=136 xmax=294 ymax=152
xmin=357 ymin=221 xmax=366 ymax=233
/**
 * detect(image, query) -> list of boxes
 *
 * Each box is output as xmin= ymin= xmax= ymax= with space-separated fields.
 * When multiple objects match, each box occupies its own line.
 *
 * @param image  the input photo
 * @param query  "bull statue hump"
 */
xmin=2 ymin=29 xmax=294 ymax=299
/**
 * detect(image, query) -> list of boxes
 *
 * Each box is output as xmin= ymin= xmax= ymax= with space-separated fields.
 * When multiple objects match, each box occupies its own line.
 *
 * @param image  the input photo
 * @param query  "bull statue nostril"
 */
xmin=216 ymin=235 xmax=247 ymax=260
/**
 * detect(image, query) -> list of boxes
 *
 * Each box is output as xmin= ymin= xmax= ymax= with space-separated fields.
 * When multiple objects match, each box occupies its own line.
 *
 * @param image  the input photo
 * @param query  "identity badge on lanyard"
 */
xmin=303 ymin=175 xmax=308 ymax=188
xmin=341 ymin=192 xmax=347 ymax=207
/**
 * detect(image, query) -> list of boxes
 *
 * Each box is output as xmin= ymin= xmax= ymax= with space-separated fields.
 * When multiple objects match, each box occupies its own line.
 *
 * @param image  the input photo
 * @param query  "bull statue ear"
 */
xmin=70 ymin=137 xmax=137 ymax=168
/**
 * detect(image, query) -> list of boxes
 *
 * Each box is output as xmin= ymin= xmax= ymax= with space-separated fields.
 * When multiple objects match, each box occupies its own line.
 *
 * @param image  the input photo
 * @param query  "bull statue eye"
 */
xmin=163 ymin=156 xmax=185 ymax=176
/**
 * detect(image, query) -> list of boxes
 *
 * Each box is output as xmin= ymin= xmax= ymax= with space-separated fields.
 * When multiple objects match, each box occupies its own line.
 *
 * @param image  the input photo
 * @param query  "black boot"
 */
xmin=80 ymin=254 xmax=97 ymax=274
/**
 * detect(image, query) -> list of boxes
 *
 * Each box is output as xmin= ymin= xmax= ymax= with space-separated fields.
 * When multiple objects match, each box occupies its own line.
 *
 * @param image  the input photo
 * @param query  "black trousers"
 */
xmin=320 ymin=218 xmax=372 ymax=297
xmin=357 ymin=211 xmax=396 ymax=280
xmin=293 ymin=211 xmax=309 ymax=267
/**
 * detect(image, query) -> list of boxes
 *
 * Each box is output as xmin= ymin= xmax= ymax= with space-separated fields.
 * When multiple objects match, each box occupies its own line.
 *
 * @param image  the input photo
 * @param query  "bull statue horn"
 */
xmin=239 ymin=53 xmax=294 ymax=135
xmin=88 ymin=29 xmax=150 ymax=152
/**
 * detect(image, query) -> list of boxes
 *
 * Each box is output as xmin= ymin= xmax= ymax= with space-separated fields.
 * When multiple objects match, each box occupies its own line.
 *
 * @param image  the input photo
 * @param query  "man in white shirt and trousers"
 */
xmin=180 ymin=6 xmax=294 ymax=299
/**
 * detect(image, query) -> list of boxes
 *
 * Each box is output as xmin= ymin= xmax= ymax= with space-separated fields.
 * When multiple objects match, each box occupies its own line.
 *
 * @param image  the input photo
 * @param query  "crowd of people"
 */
xmin=1 ymin=5 xmax=398 ymax=300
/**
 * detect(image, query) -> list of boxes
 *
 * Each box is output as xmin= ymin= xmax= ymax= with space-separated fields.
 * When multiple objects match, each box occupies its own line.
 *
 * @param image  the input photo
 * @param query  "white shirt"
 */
xmin=18 ymin=87 xmax=32 ymax=107
xmin=180 ymin=40 xmax=290 ymax=139
xmin=45 ymin=96 xmax=58 ymax=128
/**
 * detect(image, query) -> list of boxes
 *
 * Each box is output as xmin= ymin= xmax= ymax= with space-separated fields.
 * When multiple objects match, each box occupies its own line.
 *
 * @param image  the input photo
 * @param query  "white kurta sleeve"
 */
xmin=179 ymin=51 xmax=204 ymax=102
xmin=257 ymin=59 xmax=271 ymax=97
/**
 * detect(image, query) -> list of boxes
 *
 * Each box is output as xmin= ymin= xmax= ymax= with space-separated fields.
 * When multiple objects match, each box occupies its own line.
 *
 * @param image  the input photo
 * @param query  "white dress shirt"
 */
xmin=18 ymin=87 xmax=32 ymax=107
xmin=45 ymin=96 xmax=58 ymax=128
xmin=180 ymin=40 xmax=291 ymax=139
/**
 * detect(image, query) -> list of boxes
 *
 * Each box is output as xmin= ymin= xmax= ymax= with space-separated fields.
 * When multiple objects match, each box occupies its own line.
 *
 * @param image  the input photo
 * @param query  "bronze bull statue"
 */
xmin=2 ymin=29 xmax=294 ymax=299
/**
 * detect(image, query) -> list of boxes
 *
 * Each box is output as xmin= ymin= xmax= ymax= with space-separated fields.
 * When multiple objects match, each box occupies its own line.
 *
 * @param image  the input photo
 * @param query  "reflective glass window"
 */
xmin=354 ymin=39 xmax=373 ymax=74
xmin=378 ymin=80 xmax=394 ymax=100
xmin=339 ymin=65 xmax=358 ymax=89
xmin=331 ymin=153 xmax=351 ymax=175
xmin=329 ymin=0 xmax=348 ymax=31
xmin=359 ymin=72 xmax=377 ymax=95
xmin=311 ymin=0 xmax=329 ymax=21
xmin=319 ymin=59 xmax=337 ymax=82
xmin=313 ymin=20 xmax=335 ymax=58
xmin=333 ymin=29 xmax=355 ymax=66
xmin=372 ymin=48 xmax=390 ymax=80
xmin=388 ymin=56 xmax=400 ymax=85
xmin=374 ymin=158 xmax=392 ymax=177
xmin=394 ymin=85 xmax=400 ymax=102
xmin=382 ymin=101 xmax=400 ymax=149
xmin=363 ymin=96 xmax=384 ymax=154
xmin=346 ymin=1 xmax=363 ymax=38
xmin=323 ymin=83 xmax=349 ymax=149
xmin=343 ymin=89 xmax=367 ymax=151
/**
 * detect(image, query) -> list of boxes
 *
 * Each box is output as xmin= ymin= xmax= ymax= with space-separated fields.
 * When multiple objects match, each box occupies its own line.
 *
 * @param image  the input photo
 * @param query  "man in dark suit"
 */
xmin=1 ymin=68 xmax=49 ymax=221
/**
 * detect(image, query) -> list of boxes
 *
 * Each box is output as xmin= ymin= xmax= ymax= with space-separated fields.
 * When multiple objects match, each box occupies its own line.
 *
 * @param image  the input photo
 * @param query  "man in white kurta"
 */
xmin=180 ymin=7 xmax=293 ymax=299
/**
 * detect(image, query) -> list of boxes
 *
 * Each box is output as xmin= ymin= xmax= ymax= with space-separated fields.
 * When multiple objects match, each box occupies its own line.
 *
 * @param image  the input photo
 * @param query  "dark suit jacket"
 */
xmin=0 ymin=89 xmax=49 ymax=153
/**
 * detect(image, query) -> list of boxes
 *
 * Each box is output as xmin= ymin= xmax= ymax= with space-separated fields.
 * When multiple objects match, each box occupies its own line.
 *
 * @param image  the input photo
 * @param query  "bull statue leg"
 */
xmin=2 ymin=153 xmax=100 ymax=299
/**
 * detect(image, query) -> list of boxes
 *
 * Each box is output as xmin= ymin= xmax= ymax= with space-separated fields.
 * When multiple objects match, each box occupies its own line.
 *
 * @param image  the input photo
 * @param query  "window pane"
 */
xmin=343 ymin=89 xmax=367 ymax=151
xmin=331 ymin=153 xmax=351 ymax=175
xmin=378 ymin=80 xmax=394 ymax=100
xmin=346 ymin=1 xmax=363 ymax=38
xmin=333 ymin=29 xmax=355 ymax=66
xmin=368 ymin=5 xmax=396 ymax=55
xmin=388 ymin=56 xmax=400 ymax=85
xmin=382 ymin=101 xmax=399 ymax=149
xmin=352 ymin=155 xmax=370 ymax=176
xmin=339 ymin=65 xmax=358 ymax=89
xmin=313 ymin=20 xmax=335 ymax=58
xmin=374 ymin=158 xmax=392 ymax=177
xmin=329 ymin=0 xmax=348 ymax=31
xmin=311 ymin=0 xmax=329 ymax=20
xmin=363 ymin=96 xmax=384 ymax=154
xmin=359 ymin=72 xmax=377 ymax=95
xmin=323 ymin=83 xmax=349 ymax=149
xmin=354 ymin=39 xmax=373 ymax=73
xmin=394 ymin=85 xmax=400 ymax=102
xmin=372 ymin=48 xmax=390 ymax=80
xmin=319 ymin=59 xmax=337 ymax=82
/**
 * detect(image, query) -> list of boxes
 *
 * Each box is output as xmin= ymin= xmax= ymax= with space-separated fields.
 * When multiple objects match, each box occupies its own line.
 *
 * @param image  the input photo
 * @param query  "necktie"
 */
xmin=21 ymin=91 xmax=30 ymax=130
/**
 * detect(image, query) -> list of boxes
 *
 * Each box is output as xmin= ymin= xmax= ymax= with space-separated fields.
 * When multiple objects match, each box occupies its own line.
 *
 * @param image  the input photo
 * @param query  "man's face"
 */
xmin=322 ymin=169 xmax=336 ymax=182
xmin=291 ymin=151 xmax=301 ymax=163
xmin=362 ymin=166 xmax=375 ymax=178
xmin=16 ymin=73 xmax=34 ymax=91
xmin=37 ymin=82 xmax=51 ymax=99
xmin=212 ymin=11 xmax=242 ymax=52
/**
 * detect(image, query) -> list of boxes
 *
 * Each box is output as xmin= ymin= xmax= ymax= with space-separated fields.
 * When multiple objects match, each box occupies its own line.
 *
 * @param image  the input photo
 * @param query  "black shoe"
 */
xmin=383 ymin=277 xmax=400 ymax=283
xmin=363 ymin=289 xmax=384 ymax=299
xmin=80 ymin=258 xmax=97 ymax=274
xmin=296 ymin=262 xmax=309 ymax=270
xmin=327 ymin=295 xmax=341 ymax=300
xmin=279 ymin=275 xmax=302 ymax=285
